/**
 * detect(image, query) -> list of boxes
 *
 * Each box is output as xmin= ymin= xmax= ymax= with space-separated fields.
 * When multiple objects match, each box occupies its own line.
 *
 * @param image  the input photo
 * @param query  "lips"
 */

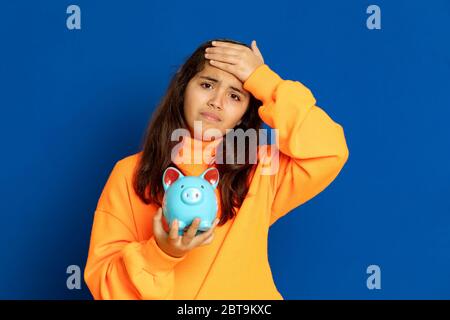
xmin=200 ymin=112 xmax=221 ymax=122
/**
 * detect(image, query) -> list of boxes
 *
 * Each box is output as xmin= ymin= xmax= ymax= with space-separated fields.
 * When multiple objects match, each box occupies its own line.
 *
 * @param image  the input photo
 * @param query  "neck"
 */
xmin=172 ymin=134 xmax=223 ymax=176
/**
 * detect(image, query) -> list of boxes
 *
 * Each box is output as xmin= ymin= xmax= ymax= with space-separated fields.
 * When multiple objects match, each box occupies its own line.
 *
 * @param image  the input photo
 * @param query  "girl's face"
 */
xmin=183 ymin=63 xmax=251 ymax=140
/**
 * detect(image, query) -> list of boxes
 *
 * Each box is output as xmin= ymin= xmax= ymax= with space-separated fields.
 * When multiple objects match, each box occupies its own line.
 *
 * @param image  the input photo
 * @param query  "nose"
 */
xmin=208 ymin=92 xmax=224 ymax=110
xmin=181 ymin=187 xmax=203 ymax=204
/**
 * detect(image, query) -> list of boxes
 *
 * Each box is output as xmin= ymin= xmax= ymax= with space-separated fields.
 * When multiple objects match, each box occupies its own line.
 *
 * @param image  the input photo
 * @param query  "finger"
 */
xmin=211 ymin=41 xmax=247 ymax=51
xmin=182 ymin=218 xmax=201 ymax=245
xmin=201 ymin=228 xmax=216 ymax=243
xmin=152 ymin=208 xmax=166 ymax=239
xmin=199 ymin=233 xmax=214 ymax=246
xmin=206 ymin=46 xmax=242 ymax=56
xmin=168 ymin=219 xmax=180 ymax=242
xmin=205 ymin=52 xmax=239 ymax=65
xmin=208 ymin=59 xmax=234 ymax=72
xmin=251 ymin=40 xmax=263 ymax=59
xmin=194 ymin=218 xmax=219 ymax=244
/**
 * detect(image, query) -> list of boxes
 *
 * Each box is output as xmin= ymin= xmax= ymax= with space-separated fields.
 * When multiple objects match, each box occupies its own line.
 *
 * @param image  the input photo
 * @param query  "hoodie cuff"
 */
xmin=141 ymin=236 xmax=186 ymax=273
xmin=243 ymin=64 xmax=283 ymax=105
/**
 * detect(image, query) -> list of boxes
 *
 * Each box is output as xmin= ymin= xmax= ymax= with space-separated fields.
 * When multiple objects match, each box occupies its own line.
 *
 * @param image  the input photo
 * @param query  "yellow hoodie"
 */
xmin=84 ymin=64 xmax=349 ymax=299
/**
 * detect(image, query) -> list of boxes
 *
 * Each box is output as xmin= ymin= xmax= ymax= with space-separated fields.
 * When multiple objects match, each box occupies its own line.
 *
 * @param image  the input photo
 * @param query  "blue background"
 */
xmin=0 ymin=0 xmax=449 ymax=299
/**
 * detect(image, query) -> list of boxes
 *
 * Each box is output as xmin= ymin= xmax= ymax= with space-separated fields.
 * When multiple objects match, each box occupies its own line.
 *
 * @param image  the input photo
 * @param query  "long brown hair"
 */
xmin=133 ymin=38 xmax=263 ymax=226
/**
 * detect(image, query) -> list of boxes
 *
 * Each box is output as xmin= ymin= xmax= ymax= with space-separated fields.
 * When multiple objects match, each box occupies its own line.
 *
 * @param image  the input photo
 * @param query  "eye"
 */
xmin=200 ymin=185 xmax=204 ymax=189
xmin=230 ymin=93 xmax=241 ymax=101
xmin=201 ymin=82 xmax=212 ymax=89
xmin=181 ymin=185 xmax=184 ymax=188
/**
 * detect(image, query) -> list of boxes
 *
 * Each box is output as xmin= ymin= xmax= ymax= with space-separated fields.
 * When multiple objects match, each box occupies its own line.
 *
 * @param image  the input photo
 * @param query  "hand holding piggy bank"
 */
xmin=162 ymin=166 xmax=219 ymax=236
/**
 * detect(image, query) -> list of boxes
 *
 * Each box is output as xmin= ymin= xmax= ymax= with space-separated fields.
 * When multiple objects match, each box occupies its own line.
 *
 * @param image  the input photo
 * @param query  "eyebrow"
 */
xmin=198 ymin=76 xmax=247 ymax=96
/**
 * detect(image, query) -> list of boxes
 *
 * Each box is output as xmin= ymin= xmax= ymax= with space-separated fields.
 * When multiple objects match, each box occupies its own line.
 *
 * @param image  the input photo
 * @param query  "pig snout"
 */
xmin=180 ymin=187 xmax=203 ymax=204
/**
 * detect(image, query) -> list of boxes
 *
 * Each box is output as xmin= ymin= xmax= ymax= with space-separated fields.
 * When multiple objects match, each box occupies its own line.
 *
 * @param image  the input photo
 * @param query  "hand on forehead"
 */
xmin=203 ymin=40 xmax=265 ymax=83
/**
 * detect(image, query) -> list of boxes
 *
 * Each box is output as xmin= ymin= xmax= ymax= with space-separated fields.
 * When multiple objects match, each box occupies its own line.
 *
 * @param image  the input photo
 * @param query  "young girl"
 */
xmin=84 ymin=39 xmax=349 ymax=299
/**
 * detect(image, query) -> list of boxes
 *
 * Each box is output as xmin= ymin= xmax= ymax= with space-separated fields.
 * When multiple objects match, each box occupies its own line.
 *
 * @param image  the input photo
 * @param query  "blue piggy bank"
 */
xmin=162 ymin=166 xmax=219 ymax=236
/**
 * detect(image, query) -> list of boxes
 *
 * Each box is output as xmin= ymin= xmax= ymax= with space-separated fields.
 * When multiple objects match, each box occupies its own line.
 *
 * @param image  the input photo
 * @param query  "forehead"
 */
xmin=195 ymin=64 xmax=247 ymax=92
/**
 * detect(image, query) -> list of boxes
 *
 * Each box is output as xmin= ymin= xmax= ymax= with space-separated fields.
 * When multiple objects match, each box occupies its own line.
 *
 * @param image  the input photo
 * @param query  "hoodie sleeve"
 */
xmin=84 ymin=160 xmax=186 ymax=299
xmin=243 ymin=64 xmax=349 ymax=226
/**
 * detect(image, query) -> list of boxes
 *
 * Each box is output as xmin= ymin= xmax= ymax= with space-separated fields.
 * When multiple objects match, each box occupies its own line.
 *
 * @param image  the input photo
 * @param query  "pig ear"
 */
xmin=162 ymin=167 xmax=184 ymax=191
xmin=200 ymin=167 xmax=219 ymax=189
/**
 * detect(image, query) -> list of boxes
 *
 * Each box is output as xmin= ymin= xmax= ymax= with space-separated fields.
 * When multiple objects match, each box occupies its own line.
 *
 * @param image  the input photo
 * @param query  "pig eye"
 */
xmin=181 ymin=185 xmax=184 ymax=188
xmin=200 ymin=185 xmax=204 ymax=189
